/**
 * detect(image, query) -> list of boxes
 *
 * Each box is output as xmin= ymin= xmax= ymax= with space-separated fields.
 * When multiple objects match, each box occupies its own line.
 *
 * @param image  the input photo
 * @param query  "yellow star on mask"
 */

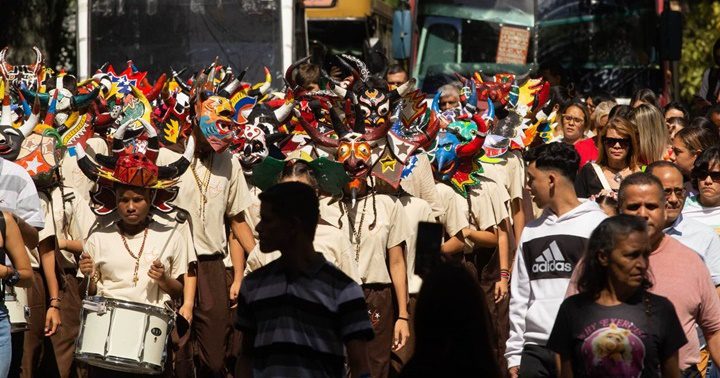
xmin=380 ymin=154 xmax=397 ymax=173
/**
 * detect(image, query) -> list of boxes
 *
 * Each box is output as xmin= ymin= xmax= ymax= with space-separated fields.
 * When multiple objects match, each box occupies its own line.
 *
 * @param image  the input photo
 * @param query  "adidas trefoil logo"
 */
xmin=532 ymin=241 xmax=572 ymax=273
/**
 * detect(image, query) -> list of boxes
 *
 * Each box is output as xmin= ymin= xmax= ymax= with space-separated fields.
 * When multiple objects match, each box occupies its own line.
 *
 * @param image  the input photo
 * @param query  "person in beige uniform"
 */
xmin=79 ymin=184 xmax=191 ymax=378
xmin=155 ymin=83 xmax=255 ymax=377
xmin=480 ymin=149 xmax=527 ymax=241
xmin=389 ymin=191 xmax=434 ymax=375
xmin=244 ymin=156 xmax=359 ymax=282
xmin=322 ymin=178 xmax=412 ymax=378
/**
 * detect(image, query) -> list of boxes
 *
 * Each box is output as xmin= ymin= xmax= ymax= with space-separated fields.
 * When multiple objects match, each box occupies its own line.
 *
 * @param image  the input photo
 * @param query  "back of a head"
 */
xmin=590 ymin=91 xmax=613 ymax=106
xmin=609 ymin=104 xmax=633 ymax=119
xmin=524 ymin=142 xmax=580 ymax=181
xmin=280 ymin=160 xmax=320 ymax=190
xmin=630 ymin=104 xmax=668 ymax=164
xmin=408 ymin=263 xmax=500 ymax=376
xmin=258 ymin=182 xmax=320 ymax=237
xmin=631 ymin=88 xmax=659 ymax=109
xmin=675 ymin=124 xmax=720 ymax=152
xmin=664 ymin=101 xmax=689 ymax=120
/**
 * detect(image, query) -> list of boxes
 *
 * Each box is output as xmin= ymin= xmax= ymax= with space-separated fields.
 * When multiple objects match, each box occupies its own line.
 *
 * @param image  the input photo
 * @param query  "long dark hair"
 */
xmin=577 ymin=215 xmax=652 ymax=299
xmin=401 ymin=263 xmax=501 ymax=377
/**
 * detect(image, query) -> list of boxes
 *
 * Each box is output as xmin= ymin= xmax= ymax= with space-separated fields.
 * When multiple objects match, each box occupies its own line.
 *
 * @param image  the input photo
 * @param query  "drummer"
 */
xmin=75 ymin=127 xmax=195 ymax=377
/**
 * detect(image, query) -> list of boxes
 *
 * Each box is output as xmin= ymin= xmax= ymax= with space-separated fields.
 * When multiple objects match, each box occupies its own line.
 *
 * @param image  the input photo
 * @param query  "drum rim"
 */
xmin=84 ymin=295 xmax=175 ymax=319
xmin=75 ymin=353 xmax=164 ymax=375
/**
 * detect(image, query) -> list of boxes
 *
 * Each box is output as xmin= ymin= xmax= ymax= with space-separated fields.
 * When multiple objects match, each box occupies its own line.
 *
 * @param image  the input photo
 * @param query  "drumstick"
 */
xmin=155 ymin=211 xmax=188 ymax=263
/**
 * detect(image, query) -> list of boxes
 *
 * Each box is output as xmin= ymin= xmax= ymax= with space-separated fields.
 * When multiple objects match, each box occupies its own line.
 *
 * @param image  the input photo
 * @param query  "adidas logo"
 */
xmin=532 ymin=241 xmax=573 ymax=273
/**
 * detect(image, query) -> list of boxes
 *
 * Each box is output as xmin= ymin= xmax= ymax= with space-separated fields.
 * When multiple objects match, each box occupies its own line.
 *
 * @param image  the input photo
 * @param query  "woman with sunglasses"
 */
xmin=682 ymin=146 xmax=720 ymax=234
xmin=575 ymin=117 xmax=642 ymax=198
xmin=547 ymin=215 xmax=686 ymax=378
xmin=558 ymin=100 xmax=598 ymax=168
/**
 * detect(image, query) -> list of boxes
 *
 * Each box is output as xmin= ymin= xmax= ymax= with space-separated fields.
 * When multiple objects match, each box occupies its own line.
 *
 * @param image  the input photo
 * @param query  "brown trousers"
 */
xmin=20 ymin=269 xmax=47 ymax=378
xmin=389 ymin=294 xmax=417 ymax=377
xmin=363 ymin=284 xmax=394 ymax=378
xmin=189 ymin=256 xmax=231 ymax=377
xmin=50 ymin=273 xmax=84 ymax=378
xmin=225 ymin=268 xmax=243 ymax=377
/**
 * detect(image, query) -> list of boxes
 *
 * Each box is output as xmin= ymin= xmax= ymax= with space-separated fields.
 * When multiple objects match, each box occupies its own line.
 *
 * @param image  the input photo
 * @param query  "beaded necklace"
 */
xmin=119 ymin=227 xmax=149 ymax=287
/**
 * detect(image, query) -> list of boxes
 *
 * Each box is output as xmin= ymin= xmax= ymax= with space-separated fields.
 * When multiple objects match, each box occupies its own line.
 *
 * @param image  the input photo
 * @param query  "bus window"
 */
xmin=461 ymin=20 xmax=501 ymax=64
xmin=421 ymin=23 xmax=459 ymax=68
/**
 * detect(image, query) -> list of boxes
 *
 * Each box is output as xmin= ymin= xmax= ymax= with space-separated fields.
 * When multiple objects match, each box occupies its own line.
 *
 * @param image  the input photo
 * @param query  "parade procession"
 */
xmin=4 ymin=0 xmax=720 ymax=377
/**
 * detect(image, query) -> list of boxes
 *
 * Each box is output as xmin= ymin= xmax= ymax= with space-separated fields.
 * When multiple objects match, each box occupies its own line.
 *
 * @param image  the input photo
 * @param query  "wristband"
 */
xmin=3 ymin=267 xmax=20 ymax=286
xmin=49 ymin=297 xmax=62 ymax=303
xmin=398 ymin=316 xmax=409 ymax=322
xmin=49 ymin=304 xmax=61 ymax=310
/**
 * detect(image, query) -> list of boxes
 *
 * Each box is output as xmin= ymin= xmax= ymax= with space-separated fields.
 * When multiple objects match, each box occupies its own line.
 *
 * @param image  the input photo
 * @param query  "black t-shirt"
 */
xmin=575 ymin=163 xmax=605 ymax=199
xmin=547 ymin=292 xmax=687 ymax=378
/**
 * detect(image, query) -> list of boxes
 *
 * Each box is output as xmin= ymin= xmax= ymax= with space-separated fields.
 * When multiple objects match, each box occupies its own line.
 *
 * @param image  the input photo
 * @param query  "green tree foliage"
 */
xmin=680 ymin=1 xmax=720 ymax=101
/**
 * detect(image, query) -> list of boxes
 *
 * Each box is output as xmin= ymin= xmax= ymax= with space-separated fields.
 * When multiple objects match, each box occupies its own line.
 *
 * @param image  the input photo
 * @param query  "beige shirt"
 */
xmin=400 ymin=153 xmax=444 ymax=219
xmin=464 ymin=177 xmax=511 ymax=232
xmin=434 ymin=183 xmax=471 ymax=238
xmin=157 ymin=149 xmax=252 ymax=257
xmin=399 ymin=195 xmax=434 ymax=294
xmin=244 ymin=222 xmax=360 ymax=283
xmin=60 ymin=137 xmax=109 ymax=201
xmin=244 ymin=181 xmax=262 ymax=239
xmin=321 ymin=194 xmax=411 ymax=285
xmin=480 ymin=149 xmax=525 ymax=201
xmin=38 ymin=186 xmax=85 ymax=269
xmin=84 ymin=219 xmax=191 ymax=307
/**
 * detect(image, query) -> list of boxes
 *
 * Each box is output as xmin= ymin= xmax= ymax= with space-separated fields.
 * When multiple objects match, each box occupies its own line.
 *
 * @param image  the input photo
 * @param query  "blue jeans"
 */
xmin=0 ymin=304 xmax=10 ymax=378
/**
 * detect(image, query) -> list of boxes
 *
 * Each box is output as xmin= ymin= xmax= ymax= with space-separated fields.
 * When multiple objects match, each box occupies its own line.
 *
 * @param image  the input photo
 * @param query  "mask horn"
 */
xmin=284 ymin=56 xmax=311 ymax=91
xmin=138 ymin=118 xmax=160 ymax=162
xmin=111 ymin=118 xmax=133 ymax=153
xmin=456 ymin=135 xmax=484 ymax=158
xmin=294 ymin=109 xmax=340 ymax=148
xmin=158 ymin=135 xmax=195 ymax=179
xmin=273 ymin=100 xmax=294 ymax=123
xmin=75 ymin=144 xmax=100 ymax=182
xmin=248 ymin=67 xmax=272 ymax=97
xmin=390 ymin=78 xmax=416 ymax=100
xmin=20 ymin=86 xmax=50 ymax=107
xmin=145 ymin=73 xmax=167 ymax=102
xmin=0 ymin=47 xmax=9 ymax=78
xmin=70 ymin=87 xmax=100 ymax=109
xmin=19 ymin=96 xmax=41 ymax=134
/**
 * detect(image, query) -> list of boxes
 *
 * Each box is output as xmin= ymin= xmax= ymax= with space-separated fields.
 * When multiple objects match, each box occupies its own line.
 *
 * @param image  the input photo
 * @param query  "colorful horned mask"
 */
xmin=196 ymin=95 xmax=235 ymax=153
xmin=0 ymin=47 xmax=44 ymax=89
xmin=76 ymin=119 xmax=196 ymax=215
xmin=232 ymin=101 xmax=293 ymax=175
xmin=0 ymin=84 xmax=39 ymax=160
xmin=430 ymin=120 xmax=485 ymax=197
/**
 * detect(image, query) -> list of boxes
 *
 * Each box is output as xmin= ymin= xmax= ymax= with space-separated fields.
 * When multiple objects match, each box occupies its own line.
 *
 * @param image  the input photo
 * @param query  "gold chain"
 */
xmin=190 ymin=155 xmax=213 ymax=222
xmin=343 ymin=197 xmax=368 ymax=262
xmin=119 ymin=227 xmax=149 ymax=287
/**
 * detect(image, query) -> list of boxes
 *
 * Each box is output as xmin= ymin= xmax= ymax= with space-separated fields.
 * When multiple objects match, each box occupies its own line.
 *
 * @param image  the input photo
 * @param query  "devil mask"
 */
xmin=196 ymin=95 xmax=235 ymax=153
xmin=0 ymin=85 xmax=39 ymax=160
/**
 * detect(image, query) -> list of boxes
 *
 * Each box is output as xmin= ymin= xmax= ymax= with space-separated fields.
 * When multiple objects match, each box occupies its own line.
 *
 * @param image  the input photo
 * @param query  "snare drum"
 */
xmin=75 ymin=296 xmax=175 ymax=375
xmin=4 ymin=284 xmax=29 ymax=332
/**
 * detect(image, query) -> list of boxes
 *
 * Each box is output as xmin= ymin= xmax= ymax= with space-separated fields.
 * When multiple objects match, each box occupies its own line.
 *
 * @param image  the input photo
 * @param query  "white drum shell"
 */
xmin=4 ymin=285 xmax=29 ymax=333
xmin=75 ymin=296 xmax=174 ymax=375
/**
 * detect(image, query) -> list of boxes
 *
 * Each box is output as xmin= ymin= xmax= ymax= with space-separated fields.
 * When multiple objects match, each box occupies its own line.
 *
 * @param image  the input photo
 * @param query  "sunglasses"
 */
xmin=603 ymin=137 xmax=631 ymax=149
xmin=692 ymin=170 xmax=720 ymax=182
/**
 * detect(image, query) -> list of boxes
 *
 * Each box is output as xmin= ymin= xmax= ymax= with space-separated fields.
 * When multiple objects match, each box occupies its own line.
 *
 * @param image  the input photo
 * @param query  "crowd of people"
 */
xmin=1 ymin=41 xmax=720 ymax=378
